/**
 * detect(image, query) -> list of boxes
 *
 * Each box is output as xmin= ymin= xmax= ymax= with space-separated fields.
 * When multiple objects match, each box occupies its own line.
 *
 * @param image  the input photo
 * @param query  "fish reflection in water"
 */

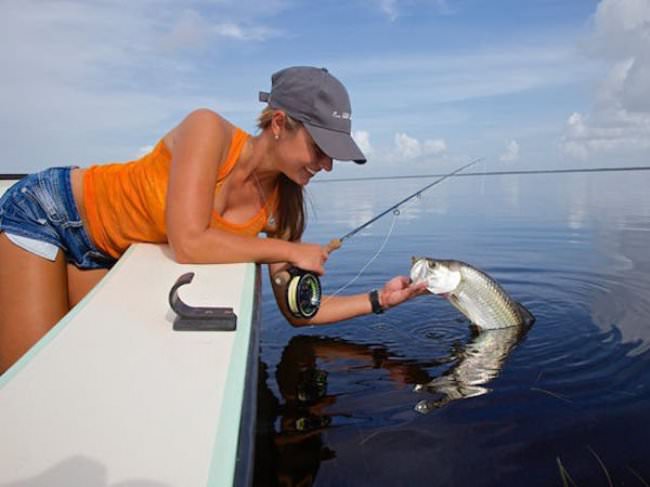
xmin=255 ymin=327 xmax=531 ymax=485
xmin=413 ymin=323 xmax=530 ymax=413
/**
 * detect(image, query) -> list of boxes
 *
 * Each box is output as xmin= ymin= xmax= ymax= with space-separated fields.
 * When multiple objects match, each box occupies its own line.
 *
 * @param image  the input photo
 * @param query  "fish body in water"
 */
xmin=410 ymin=257 xmax=535 ymax=330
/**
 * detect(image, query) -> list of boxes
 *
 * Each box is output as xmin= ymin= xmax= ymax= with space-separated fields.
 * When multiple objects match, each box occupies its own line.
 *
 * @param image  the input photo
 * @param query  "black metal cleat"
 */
xmin=168 ymin=272 xmax=237 ymax=331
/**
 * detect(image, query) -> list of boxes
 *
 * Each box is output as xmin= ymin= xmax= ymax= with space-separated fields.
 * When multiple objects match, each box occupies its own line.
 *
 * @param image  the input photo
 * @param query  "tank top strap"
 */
xmin=217 ymin=127 xmax=250 ymax=181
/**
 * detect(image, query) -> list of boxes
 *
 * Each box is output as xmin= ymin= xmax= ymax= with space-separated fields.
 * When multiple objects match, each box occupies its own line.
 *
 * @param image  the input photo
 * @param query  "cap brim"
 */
xmin=304 ymin=124 xmax=367 ymax=164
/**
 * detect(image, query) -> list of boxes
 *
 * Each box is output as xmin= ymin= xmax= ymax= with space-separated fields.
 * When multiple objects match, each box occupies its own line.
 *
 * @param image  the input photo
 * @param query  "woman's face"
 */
xmin=276 ymin=126 xmax=333 ymax=186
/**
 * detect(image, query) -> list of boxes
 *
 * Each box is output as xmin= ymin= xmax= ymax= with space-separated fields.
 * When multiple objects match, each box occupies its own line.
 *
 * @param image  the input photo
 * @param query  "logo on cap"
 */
xmin=332 ymin=111 xmax=351 ymax=120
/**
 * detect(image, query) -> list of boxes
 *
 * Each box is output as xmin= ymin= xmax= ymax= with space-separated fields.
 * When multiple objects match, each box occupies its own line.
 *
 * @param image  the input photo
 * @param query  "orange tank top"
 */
xmin=83 ymin=128 xmax=278 ymax=259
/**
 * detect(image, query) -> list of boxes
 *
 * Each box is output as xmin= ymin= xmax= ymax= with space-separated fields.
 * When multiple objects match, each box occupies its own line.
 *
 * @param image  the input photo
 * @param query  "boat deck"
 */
xmin=0 ymin=243 xmax=260 ymax=486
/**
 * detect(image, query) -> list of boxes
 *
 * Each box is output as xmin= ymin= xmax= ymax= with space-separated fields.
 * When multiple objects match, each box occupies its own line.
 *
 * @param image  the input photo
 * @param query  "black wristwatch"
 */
xmin=369 ymin=289 xmax=384 ymax=314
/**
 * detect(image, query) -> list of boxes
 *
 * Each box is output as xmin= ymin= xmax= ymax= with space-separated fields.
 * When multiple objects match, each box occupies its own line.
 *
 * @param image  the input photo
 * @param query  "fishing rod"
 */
xmin=274 ymin=157 xmax=484 ymax=320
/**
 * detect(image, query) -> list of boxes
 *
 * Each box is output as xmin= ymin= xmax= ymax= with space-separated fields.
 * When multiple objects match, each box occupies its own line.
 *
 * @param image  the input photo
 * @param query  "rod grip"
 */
xmin=324 ymin=239 xmax=342 ymax=253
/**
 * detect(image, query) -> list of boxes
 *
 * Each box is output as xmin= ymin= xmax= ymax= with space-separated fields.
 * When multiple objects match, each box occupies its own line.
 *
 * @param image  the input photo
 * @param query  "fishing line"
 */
xmin=322 ymin=209 xmax=400 ymax=304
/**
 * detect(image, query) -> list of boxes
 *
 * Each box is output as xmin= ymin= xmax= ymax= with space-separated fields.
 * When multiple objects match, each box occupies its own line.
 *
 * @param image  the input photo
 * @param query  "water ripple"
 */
xmin=256 ymin=173 xmax=650 ymax=487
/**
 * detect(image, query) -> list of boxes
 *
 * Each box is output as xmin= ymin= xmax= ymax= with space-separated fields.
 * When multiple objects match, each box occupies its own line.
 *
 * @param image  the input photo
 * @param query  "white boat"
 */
xmin=0 ymin=242 xmax=260 ymax=486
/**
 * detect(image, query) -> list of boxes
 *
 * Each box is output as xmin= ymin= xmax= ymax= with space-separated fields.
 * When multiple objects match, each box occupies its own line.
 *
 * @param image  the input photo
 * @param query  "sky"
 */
xmin=1 ymin=0 xmax=649 ymax=177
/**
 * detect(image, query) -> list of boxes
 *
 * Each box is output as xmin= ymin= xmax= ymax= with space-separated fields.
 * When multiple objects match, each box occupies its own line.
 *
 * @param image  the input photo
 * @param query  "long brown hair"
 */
xmin=257 ymin=107 xmax=306 ymax=242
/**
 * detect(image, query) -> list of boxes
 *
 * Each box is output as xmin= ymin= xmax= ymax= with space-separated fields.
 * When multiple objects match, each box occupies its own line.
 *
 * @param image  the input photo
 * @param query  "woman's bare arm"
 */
xmin=268 ymin=262 xmax=428 ymax=326
xmin=165 ymin=109 xmax=327 ymax=273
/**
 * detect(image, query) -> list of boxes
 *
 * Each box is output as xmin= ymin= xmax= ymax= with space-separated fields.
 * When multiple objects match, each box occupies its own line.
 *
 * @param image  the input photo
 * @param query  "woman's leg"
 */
xmin=67 ymin=264 xmax=108 ymax=309
xmin=0 ymin=233 xmax=69 ymax=374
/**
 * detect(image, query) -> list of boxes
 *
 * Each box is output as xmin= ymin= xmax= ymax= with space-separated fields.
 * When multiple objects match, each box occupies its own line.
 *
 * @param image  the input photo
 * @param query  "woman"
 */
xmin=0 ymin=66 xmax=427 ymax=373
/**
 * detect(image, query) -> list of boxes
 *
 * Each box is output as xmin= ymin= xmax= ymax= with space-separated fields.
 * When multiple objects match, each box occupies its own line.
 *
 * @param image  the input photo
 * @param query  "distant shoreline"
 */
xmin=314 ymin=165 xmax=650 ymax=184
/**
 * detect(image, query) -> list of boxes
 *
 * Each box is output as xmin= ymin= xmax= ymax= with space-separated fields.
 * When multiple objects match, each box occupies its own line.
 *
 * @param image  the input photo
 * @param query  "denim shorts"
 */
xmin=0 ymin=167 xmax=116 ymax=269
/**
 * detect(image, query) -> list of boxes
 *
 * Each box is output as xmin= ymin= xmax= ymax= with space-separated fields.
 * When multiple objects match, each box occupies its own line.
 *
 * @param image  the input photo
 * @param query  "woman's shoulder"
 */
xmin=163 ymin=109 xmax=239 ymax=154
xmin=182 ymin=108 xmax=232 ymax=129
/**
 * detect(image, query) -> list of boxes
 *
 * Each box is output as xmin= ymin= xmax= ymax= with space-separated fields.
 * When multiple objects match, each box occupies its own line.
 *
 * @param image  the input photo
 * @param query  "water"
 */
xmin=253 ymin=170 xmax=650 ymax=486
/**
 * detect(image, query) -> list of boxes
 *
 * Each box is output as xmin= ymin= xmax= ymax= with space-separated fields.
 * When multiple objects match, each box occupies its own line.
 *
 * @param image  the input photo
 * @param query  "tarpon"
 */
xmin=410 ymin=257 xmax=535 ymax=330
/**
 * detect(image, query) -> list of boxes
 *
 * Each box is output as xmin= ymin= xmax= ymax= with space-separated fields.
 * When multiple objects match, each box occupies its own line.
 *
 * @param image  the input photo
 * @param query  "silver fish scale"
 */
xmin=452 ymin=264 xmax=523 ymax=329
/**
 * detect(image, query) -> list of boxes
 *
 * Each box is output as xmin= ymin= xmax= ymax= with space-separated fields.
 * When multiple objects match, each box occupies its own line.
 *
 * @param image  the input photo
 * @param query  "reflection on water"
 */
xmin=254 ymin=335 xmax=436 ymax=487
xmin=590 ymin=219 xmax=650 ymax=354
xmin=255 ymin=171 xmax=650 ymax=487
xmin=413 ymin=324 xmax=530 ymax=413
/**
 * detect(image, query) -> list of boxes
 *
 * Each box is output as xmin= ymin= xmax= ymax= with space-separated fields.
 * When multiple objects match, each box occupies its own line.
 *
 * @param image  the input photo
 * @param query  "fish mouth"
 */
xmin=409 ymin=257 xmax=429 ymax=284
xmin=410 ymin=256 xmax=461 ymax=295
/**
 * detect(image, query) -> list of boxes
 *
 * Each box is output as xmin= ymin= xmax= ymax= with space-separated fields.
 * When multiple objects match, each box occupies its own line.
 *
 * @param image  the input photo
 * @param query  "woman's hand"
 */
xmin=289 ymin=242 xmax=330 ymax=275
xmin=379 ymin=276 xmax=429 ymax=310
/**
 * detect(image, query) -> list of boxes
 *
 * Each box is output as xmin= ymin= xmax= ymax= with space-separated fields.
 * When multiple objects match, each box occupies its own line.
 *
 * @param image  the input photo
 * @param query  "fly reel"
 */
xmin=274 ymin=267 xmax=322 ymax=319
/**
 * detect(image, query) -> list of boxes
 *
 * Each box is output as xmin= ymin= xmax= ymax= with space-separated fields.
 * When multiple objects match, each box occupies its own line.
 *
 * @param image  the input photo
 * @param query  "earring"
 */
xmin=274 ymin=134 xmax=279 ymax=140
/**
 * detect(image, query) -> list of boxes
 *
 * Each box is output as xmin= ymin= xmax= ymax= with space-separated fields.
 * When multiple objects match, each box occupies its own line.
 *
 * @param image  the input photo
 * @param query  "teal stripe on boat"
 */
xmin=0 ymin=246 xmax=135 ymax=389
xmin=207 ymin=263 xmax=257 ymax=486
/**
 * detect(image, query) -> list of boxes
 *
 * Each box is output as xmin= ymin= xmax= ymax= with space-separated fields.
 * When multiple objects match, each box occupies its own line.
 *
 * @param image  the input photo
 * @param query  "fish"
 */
xmin=410 ymin=257 xmax=535 ymax=330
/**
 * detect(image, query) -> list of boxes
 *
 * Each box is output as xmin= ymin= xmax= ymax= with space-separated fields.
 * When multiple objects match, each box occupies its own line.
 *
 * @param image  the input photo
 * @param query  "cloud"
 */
xmin=561 ymin=0 xmax=650 ymax=161
xmin=378 ymin=0 xmax=399 ymax=21
xmin=423 ymin=138 xmax=447 ymax=155
xmin=587 ymin=0 xmax=650 ymax=60
xmin=213 ymin=22 xmax=279 ymax=41
xmin=335 ymin=44 xmax=594 ymax=110
xmin=162 ymin=10 xmax=211 ymax=50
xmin=561 ymin=109 xmax=650 ymax=160
xmin=0 ymin=0 xmax=283 ymax=171
xmin=352 ymin=130 xmax=374 ymax=156
xmin=374 ymin=0 xmax=453 ymax=21
xmin=394 ymin=132 xmax=447 ymax=160
xmin=161 ymin=9 xmax=282 ymax=51
xmin=499 ymin=140 xmax=520 ymax=162
xmin=395 ymin=133 xmax=421 ymax=159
